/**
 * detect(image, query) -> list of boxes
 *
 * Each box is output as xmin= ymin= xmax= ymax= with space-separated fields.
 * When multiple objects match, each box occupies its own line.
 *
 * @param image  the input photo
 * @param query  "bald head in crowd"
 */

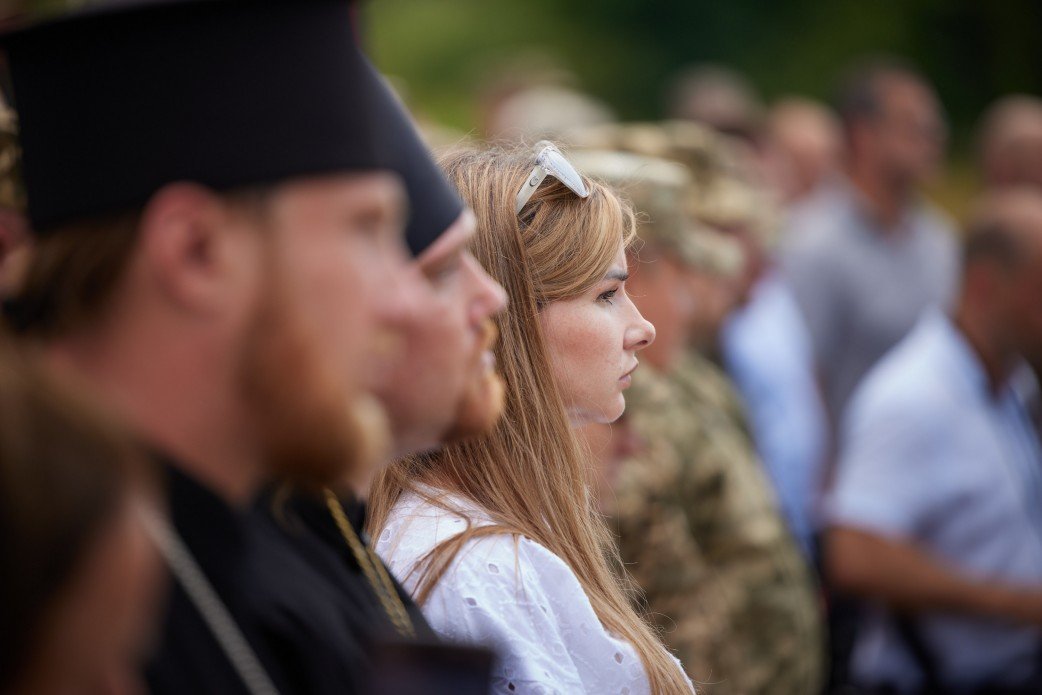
xmin=766 ymin=97 xmax=841 ymax=204
xmin=977 ymin=95 xmax=1042 ymax=193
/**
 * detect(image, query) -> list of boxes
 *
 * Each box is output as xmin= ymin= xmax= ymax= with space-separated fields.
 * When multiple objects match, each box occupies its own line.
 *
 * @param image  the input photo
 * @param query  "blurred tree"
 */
xmin=364 ymin=0 xmax=1042 ymax=156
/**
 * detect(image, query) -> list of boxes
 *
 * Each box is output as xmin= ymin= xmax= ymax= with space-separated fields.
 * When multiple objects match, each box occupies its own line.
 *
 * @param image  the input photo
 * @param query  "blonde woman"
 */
xmin=368 ymin=142 xmax=694 ymax=694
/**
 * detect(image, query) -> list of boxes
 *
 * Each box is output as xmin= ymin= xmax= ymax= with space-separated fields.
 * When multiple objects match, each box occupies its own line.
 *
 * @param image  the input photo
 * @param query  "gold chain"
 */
xmin=322 ymin=488 xmax=416 ymax=638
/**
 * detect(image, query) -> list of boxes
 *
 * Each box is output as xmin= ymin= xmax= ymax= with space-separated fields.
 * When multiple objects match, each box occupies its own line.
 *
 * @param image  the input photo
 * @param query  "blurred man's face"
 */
xmin=1010 ymin=139 xmax=1042 ymax=193
xmin=871 ymin=77 xmax=947 ymax=187
xmin=1007 ymin=229 xmax=1042 ymax=367
xmin=684 ymin=266 xmax=739 ymax=350
xmin=577 ymin=415 xmax=642 ymax=514
xmin=627 ymin=246 xmax=699 ymax=372
xmin=766 ymin=101 xmax=841 ymax=203
xmin=979 ymin=100 xmax=1042 ymax=193
xmin=1011 ymin=266 xmax=1042 ymax=367
xmin=238 ymin=172 xmax=419 ymax=483
xmin=715 ymin=223 xmax=764 ymax=306
xmin=376 ymin=211 xmax=508 ymax=457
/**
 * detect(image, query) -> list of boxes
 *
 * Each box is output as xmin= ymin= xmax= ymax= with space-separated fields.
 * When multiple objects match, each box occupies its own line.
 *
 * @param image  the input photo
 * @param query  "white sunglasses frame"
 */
xmin=514 ymin=141 xmax=591 ymax=215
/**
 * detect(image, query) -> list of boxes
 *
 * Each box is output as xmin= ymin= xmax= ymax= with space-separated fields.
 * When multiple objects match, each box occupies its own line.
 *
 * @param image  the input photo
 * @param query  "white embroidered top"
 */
xmin=377 ymin=490 xmax=687 ymax=695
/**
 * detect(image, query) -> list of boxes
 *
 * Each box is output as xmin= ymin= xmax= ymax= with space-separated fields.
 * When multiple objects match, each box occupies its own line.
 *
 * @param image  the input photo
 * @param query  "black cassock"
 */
xmin=145 ymin=457 xmax=490 ymax=694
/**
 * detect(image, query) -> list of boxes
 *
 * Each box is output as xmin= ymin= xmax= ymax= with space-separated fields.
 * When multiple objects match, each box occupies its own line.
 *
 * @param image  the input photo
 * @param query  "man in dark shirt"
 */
xmin=3 ymin=1 xmax=493 ymax=692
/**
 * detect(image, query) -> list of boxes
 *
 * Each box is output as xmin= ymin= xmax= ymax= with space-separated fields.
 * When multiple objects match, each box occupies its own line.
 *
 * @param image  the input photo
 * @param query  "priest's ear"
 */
xmin=135 ymin=183 xmax=268 ymax=321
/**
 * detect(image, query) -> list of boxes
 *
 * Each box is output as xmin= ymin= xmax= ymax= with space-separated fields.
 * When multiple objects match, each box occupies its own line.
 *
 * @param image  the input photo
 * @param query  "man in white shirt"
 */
xmin=824 ymin=188 xmax=1042 ymax=693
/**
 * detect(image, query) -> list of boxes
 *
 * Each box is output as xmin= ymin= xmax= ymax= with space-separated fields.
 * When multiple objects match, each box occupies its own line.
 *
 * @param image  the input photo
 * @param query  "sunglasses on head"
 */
xmin=515 ymin=141 xmax=590 ymax=216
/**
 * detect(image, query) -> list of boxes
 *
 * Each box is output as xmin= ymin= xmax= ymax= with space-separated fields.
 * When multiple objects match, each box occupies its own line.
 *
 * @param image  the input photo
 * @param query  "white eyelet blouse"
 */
xmin=376 ymin=490 xmax=690 ymax=695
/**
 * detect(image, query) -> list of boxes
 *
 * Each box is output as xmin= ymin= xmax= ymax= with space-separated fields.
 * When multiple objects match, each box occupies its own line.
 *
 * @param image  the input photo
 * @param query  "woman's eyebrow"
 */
xmin=604 ymin=269 xmax=630 ymax=282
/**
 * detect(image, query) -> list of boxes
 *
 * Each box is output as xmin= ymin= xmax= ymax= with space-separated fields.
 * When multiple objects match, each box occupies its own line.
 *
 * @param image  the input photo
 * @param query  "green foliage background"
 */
xmin=363 ymin=0 xmax=1042 ymax=153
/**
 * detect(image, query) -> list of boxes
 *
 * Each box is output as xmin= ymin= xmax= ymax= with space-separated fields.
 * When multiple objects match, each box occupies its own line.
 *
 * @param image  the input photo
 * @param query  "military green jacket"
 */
xmin=610 ymin=353 xmax=824 ymax=695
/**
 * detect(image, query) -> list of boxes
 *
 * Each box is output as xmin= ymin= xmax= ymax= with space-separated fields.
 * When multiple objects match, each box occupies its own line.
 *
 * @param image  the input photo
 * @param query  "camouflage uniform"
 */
xmin=573 ymin=126 xmax=824 ymax=694
xmin=613 ymin=358 xmax=824 ymax=695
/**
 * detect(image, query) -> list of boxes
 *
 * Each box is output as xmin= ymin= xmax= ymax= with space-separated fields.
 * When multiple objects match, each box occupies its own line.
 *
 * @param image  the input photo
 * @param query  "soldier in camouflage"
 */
xmin=574 ymin=127 xmax=825 ymax=695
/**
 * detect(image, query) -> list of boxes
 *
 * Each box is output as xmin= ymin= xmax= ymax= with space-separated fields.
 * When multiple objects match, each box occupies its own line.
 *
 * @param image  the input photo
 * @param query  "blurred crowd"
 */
xmin=3 ymin=2 xmax=1042 ymax=695
xmin=476 ymin=56 xmax=1042 ymax=694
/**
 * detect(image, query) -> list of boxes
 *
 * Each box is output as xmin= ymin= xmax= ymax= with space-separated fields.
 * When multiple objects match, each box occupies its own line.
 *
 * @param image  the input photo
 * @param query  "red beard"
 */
xmin=237 ymin=283 xmax=388 ymax=488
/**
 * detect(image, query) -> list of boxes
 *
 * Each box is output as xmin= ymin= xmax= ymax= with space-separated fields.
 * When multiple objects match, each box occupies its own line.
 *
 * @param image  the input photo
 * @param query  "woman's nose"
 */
xmin=624 ymin=300 xmax=656 ymax=352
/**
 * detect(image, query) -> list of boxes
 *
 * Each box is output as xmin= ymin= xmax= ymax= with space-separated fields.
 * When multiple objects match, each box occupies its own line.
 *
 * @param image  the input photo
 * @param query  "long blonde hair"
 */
xmin=368 ymin=143 xmax=691 ymax=694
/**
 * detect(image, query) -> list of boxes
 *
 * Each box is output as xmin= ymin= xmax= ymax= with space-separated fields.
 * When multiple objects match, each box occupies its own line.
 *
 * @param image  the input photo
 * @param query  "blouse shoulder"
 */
xmin=376 ymin=493 xmax=658 ymax=695
xmin=376 ymin=491 xmax=567 ymax=602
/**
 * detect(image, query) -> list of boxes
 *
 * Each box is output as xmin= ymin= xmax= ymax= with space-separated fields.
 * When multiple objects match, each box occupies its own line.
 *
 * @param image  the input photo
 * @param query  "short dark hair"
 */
xmin=962 ymin=220 xmax=1023 ymax=270
xmin=832 ymin=56 xmax=924 ymax=129
xmin=960 ymin=188 xmax=1042 ymax=273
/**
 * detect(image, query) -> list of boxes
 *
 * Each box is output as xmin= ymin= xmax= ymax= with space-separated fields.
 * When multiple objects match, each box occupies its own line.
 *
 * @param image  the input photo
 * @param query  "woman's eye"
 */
xmin=597 ymin=289 xmax=618 ymax=305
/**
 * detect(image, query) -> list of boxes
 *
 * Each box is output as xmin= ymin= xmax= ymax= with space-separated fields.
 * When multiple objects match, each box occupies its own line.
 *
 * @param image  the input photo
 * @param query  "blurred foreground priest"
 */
xmin=1 ymin=1 xmax=491 ymax=693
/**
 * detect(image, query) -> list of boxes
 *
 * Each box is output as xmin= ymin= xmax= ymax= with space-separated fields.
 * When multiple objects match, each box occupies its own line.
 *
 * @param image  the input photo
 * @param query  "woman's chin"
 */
xmin=568 ymin=398 xmax=626 ymax=428
xmin=605 ymin=397 xmax=627 ymax=424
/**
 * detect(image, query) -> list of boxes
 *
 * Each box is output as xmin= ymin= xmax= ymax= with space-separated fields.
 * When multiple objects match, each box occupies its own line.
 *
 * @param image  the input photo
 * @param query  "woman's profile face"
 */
xmin=539 ymin=242 xmax=656 ymax=426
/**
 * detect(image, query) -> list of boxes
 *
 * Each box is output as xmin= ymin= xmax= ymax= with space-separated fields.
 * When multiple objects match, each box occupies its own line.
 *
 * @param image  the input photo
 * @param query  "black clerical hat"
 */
xmin=2 ymin=0 xmax=458 ymax=254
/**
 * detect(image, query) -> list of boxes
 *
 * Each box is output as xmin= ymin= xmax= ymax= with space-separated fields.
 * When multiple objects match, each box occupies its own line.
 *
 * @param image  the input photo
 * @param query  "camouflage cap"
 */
xmin=683 ymin=227 xmax=745 ymax=278
xmin=571 ymin=120 xmax=736 ymax=186
xmin=686 ymin=172 xmax=766 ymax=230
xmin=569 ymin=148 xmax=742 ymax=274
xmin=572 ymin=120 xmax=777 ymax=247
